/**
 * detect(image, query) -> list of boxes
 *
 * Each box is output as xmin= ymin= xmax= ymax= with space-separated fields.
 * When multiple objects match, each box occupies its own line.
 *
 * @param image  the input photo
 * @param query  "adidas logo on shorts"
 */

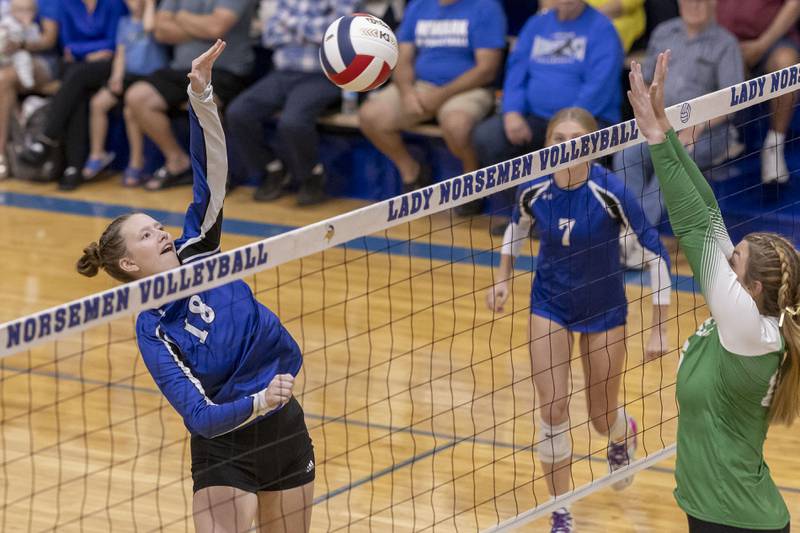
xmin=306 ymin=459 xmax=314 ymax=473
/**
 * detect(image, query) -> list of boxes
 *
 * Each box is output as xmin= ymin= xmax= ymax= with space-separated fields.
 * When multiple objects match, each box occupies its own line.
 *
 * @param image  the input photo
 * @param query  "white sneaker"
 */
xmin=762 ymin=132 xmax=790 ymax=184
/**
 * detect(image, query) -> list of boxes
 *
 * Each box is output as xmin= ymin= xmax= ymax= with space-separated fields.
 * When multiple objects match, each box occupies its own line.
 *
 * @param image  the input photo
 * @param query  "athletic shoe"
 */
xmin=254 ymin=159 xmax=291 ymax=202
xmin=607 ymin=416 xmax=638 ymax=491
xmin=58 ymin=166 xmax=81 ymax=191
xmin=297 ymin=164 xmax=327 ymax=206
xmin=762 ymin=133 xmax=790 ymax=184
xmin=550 ymin=508 xmax=574 ymax=533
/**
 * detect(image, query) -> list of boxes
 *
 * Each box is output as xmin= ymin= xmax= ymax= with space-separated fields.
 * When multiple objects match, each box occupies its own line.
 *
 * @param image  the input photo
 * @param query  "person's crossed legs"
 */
xmin=125 ymin=70 xmax=193 ymax=190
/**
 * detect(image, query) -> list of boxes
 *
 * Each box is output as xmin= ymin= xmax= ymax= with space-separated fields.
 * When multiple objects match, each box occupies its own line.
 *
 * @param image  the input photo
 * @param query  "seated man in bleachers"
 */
xmin=717 ymin=0 xmax=800 ymax=184
xmin=226 ymin=0 xmax=358 ymax=206
xmin=358 ymin=0 xmax=506 ymax=193
xmin=613 ymin=0 xmax=743 ymax=266
xmin=124 ymin=0 xmax=257 ymax=190
xmin=471 ymin=0 xmax=622 ymax=221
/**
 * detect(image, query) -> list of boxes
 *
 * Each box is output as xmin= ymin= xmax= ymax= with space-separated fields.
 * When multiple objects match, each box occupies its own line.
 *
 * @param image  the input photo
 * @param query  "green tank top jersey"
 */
xmin=650 ymin=131 xmax=790 ymax=529
xmin=675 ymin=317 xmax=786 ymax=528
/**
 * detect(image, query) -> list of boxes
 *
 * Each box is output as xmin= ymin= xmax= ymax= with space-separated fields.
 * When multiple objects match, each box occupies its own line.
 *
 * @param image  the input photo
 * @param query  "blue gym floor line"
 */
xmin=0 ymin=190 xmax=699 ymax=291
xmin=3 ymin=363 xmax=799 ymax=504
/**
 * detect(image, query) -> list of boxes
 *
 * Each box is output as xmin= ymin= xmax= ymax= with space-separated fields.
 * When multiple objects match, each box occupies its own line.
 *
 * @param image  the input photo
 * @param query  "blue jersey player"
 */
xmin=76 ymin=41 xmax=314 ymax=533
xmin=486 ymin=108 xmax=672 ymax=533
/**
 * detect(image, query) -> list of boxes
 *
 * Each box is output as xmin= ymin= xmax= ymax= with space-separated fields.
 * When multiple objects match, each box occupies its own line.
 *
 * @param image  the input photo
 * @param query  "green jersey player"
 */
xmin=628 ymin=51 xmax=799 ymax=532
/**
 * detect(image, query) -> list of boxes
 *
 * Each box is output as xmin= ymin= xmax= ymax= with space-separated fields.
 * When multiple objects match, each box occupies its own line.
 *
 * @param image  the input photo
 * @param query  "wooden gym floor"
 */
xmin=0 ymin=177 xmax=797 ymax=532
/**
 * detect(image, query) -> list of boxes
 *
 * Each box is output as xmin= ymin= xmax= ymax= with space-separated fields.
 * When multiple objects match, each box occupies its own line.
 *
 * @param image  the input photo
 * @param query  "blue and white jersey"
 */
xmin=135 ymin=84 xmax=302 ymax=440
xmin=502 ymin=164 xmax=671 ymax=327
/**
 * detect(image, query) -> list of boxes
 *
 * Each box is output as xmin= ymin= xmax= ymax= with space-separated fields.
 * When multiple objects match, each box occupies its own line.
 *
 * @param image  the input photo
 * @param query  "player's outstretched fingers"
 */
xmin=188 ymin=40 xmax=227 ymax=92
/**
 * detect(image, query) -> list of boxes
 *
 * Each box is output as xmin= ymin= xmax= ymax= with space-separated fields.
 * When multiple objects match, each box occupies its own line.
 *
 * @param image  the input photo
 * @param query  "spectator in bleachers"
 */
xmin=83 ymin=0 xmax=167 ymax=186
xmin=358 ymin=0 xmax=507 ymax=194
xmin=613 ymin=0 xmax=743 ymax=228
xmin=124 ymin=0 xmax=257 ymax=191
xmin=471 ymin=0 xmax=622 ymax=222
xmin=0 ymin=0 xmax=44 ymax=90
xmin=717 ymin=0 xmax=800 ymax=184
xmin=585 ymin=0 xmax=645 ymax=52
xmin=0 ymin=0 xmax=57 ymax=179
xmin=19 ymin=0 xmax=127 ymax=190
xmin=225 ymin=0 xmax=358 ymax=206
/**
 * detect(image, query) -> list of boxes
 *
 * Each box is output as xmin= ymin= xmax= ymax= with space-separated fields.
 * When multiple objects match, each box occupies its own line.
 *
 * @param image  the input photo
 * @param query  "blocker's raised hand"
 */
xmin=188 ymin=39 xmax=226 ymax=94
xmin=649 ymin=50 xmax=673 ymax=133
xmin=627 ymin=60 xmax=665 ymax=144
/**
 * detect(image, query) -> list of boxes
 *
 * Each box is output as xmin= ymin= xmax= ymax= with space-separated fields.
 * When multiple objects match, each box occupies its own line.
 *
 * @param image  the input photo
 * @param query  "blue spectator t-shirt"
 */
xmin=397 ymin=0 xmax=507 ymax=86
xmin=502 ymin=5 xmax=623 ymax=124
xmin=116 ymin=16 xmax=168 ymax=76
xmin=36 ymin=0 xmax=59 ymax=23
xmin=51 ymin=0 xmax=128 ymax=61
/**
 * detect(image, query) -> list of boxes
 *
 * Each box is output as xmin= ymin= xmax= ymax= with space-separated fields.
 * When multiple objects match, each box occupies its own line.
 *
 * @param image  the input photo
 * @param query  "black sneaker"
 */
xmin=402 ymin=160 xmax=432 ymax=194
xmin=20 ymin=136 xmax=54 ymax=166
xmin=58 ymin=166 xmax=81 ymax=191
xmin=253 ymin=159 xmax=290 ymax=202
xmin=254 ymin=178 xmax=284 ymax=202
xmin=297 ymin=165 xmax=326 ymax=206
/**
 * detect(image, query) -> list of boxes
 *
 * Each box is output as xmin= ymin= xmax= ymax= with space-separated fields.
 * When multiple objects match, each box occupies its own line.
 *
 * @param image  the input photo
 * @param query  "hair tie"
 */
xmin=779 ymin=305 xmax=800 ymax=327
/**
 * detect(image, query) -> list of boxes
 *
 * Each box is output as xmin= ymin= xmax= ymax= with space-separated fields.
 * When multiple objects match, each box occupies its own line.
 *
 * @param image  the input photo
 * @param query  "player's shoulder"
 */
xmin=587 ymin=164 xmax=624 ymax=190
xmin=135 ymin=309 xmax=164 ymax=339
xmin=517 ymin=176 xmax=553 ymax=203
xmin=586 ymin=165 xmax=630 ymax=210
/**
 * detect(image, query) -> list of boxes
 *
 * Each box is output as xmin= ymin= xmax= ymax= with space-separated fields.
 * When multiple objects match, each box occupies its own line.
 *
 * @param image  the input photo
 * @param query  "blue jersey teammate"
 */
xmin=486 ymin=107 xmax=672 ymax=533
xmin=76 ymin=41 xmax=314 ymax=533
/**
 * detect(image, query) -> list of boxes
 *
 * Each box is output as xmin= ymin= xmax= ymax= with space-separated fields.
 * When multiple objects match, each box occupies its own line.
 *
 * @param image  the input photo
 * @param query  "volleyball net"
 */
xmin=1 ymin=65 xmax=799 ymax=531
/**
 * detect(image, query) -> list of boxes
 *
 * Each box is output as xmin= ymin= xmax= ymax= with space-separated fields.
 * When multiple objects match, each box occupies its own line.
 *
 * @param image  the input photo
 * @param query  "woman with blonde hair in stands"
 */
xmin=487 ymin=106 xmax=672 ymax=533
xmin=629 ymin=49 xmax=796 ymax=532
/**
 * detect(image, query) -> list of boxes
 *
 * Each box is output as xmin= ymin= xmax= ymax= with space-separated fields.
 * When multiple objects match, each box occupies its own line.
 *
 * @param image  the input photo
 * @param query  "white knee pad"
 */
xmin=537 ymin=419 xmax=572 ymax=464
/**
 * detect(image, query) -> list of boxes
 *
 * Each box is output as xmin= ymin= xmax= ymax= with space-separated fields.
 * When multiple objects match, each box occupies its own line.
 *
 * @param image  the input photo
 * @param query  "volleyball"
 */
xmin=319 ymin=14 xmax=398 ymax=92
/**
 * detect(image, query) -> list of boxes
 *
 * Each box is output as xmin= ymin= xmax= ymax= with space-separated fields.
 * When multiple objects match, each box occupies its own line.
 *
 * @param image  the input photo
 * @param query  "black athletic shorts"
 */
xmin=687 ymin=515 xmax=790 ymax=533
xmin=191 ymin=396 xmax=315 ymax=494
xmin=147 ymin=67 xmax=246 ymax=109
xmin=121 ymin=73 xmax=148 ymax=93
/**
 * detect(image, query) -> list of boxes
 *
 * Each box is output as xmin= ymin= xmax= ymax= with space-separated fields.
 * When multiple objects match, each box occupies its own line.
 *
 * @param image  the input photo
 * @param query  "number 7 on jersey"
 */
xmin=558 ymin=218 xmax=576 ymax=247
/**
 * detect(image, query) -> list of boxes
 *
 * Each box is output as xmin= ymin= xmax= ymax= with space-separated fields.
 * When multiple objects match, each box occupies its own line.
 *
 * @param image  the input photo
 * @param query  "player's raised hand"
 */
xmin=649 ymin=50 xmax=672 ymax=133
xmin=486 ymin=280 xmax=510 ymax=313
xmin=628 ymin=60 xmax=665 ymax=144
xmin=188 ymin=39 xmax=226 ymax=94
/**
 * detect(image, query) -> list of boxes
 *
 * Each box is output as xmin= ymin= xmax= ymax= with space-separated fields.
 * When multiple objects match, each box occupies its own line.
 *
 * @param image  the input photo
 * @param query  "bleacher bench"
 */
xmin=316 ymin=112 xmax=443 ymax=138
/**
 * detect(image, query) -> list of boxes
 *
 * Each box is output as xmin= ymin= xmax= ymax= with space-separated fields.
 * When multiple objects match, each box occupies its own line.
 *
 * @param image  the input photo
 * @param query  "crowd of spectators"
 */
xmin=0 ymin=0 xmax=797 ymax=216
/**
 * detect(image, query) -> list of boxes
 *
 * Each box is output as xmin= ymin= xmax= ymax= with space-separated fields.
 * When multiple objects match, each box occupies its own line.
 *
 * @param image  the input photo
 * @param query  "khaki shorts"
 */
xmin=368 ymin=80 xmax=494 ymax=129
